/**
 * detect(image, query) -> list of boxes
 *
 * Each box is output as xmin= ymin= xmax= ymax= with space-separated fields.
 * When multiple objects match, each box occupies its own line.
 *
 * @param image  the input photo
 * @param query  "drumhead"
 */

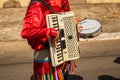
xmin=79 ymin=18 xmax=102 ymax=38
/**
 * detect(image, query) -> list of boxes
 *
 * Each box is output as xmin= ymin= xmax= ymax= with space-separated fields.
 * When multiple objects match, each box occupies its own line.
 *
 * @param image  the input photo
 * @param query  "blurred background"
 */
xmin=0 ymin=0 xmax=120 ymax=80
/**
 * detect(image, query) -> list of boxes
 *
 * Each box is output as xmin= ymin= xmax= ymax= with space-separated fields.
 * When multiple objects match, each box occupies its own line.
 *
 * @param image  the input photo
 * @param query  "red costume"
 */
xmin=21 ymin=0 xmax=76 ymax=80
xmin=21 ymin=0 xmax=70 ymax=50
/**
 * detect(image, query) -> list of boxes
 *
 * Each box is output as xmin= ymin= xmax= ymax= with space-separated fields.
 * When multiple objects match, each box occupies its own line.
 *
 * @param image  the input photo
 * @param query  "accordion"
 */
xmin=46 ymin=11 xmax=80 ymax=67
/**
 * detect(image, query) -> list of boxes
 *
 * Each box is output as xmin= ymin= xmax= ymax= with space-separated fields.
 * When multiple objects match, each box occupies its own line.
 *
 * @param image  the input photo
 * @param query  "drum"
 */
xmin=78 ymin=18 xmax=102 ymax=38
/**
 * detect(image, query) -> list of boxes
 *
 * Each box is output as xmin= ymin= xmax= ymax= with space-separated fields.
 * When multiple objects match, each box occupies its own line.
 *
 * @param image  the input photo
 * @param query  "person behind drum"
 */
xmin=21 ymin=0 xmax=82 ymax=80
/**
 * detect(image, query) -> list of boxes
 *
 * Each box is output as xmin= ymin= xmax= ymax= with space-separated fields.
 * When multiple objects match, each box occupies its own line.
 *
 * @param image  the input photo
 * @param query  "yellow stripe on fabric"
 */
xmin=42 ymin=75 xmax=44 ymax=80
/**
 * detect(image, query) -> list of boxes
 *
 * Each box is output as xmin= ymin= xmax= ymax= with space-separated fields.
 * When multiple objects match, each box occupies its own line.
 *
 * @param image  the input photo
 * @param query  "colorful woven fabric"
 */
xmin=33 ymin=60 xmax=76 ymax=80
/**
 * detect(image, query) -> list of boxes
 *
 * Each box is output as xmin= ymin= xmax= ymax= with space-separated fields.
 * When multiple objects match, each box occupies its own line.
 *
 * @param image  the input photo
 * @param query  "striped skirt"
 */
xmin=33 ymin=49 xmax=76 ymax=80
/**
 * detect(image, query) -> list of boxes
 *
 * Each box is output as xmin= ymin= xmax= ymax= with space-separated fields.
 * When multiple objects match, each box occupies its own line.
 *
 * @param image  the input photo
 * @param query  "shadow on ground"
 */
xmin=114 ymin=57 xmax=120 ymax=64
xmin=67 ymin=74 xmax=83 ymax=80
xmin=98 ymin=75 xmax=120 ymax=80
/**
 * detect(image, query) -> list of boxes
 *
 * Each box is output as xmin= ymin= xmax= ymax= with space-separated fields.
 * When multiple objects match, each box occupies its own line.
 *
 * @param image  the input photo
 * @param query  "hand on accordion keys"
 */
xmin=76 ymin=18 xmax=83 ymax=36
xmin=77 ymin=24 xmax=83 ymax=36
xmin=52 ymin=31 xmax=59 ymax=48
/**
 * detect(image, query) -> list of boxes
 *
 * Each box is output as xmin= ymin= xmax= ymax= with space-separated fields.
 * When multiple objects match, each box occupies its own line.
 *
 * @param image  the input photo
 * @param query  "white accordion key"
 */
xmin=46 ymin=11 xmax=80 ymax=67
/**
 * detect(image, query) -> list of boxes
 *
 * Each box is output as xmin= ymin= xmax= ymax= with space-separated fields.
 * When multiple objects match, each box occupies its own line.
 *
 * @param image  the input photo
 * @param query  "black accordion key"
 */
xmin=60 ymin=29 xmax=65 ymax=37
xmin=61 ymin=40 xmax=66 ymax=49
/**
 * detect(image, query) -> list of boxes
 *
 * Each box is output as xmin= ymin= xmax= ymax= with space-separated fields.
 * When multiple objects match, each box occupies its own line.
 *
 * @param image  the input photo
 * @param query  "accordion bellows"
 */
xmin=46 ymin=11 xmax=80 ymax=67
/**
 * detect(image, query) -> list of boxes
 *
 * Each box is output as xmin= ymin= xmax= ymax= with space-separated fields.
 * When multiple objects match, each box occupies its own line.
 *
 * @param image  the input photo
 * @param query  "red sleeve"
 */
xmin=21 ymin=2 xmax=57 ymax=40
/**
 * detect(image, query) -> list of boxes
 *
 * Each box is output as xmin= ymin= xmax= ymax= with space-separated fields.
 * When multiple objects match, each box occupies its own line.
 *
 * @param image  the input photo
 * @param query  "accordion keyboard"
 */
xmin=48 ymin=15 xmax=64 ymax=65
xmin=46 ymin=11 xmax=80 ymax=66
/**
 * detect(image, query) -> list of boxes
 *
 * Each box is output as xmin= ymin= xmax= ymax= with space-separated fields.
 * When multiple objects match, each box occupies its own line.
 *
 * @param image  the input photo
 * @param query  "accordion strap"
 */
xmin=30 ymin=0 xmax=56 ymax=13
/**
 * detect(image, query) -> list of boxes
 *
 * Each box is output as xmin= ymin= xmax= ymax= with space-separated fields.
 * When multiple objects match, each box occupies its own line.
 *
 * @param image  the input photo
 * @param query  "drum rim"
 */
xmin=80 ymin=27 xmax=102 ymax=38
xmin=79 ymin=18 xmax=102 ymax=38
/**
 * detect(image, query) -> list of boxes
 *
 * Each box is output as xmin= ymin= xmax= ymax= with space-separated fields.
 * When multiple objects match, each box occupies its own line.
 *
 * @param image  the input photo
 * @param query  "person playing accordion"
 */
xmin=21 ymin=0 xmax=82 ymax=80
